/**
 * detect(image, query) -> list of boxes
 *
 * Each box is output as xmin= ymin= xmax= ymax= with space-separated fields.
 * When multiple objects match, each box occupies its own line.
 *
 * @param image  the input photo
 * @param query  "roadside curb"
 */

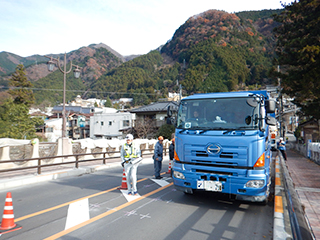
xmin=0 ymin=166 xmax=108 ymax=191
xmin=274 ymin=155 xmax=292 ymax=240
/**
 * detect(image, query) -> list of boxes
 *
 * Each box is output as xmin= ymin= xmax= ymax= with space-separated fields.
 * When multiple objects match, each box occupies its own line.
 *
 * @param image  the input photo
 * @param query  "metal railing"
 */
xmin=0 ymin=148 xmax=168 ymax=175
xmin=279 ymin=150 xmax=314 ymax=240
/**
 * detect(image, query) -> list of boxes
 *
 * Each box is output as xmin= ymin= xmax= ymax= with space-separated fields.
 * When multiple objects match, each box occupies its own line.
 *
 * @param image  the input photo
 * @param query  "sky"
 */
xmin=0 ymin=0 xmax=287 ymax=58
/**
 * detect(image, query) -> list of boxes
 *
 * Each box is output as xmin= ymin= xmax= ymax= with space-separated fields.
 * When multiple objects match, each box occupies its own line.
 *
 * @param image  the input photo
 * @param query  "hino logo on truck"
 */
xmin=207 ymin=144 xmax=221 ymax=154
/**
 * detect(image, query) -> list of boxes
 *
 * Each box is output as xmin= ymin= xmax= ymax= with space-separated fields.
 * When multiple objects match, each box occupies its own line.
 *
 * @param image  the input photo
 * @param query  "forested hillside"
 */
xmin=161 ymin=9 xmax=282 ymax=93
xmin=89 ymin=9 xmax=282 ymax=105
xmin=33 ymin=45 xmax=124 ymax=105
xmin=0 ymin=52 xmax=47 ymax=76
xmin=89 ymin=51 xmax=165 ymax=105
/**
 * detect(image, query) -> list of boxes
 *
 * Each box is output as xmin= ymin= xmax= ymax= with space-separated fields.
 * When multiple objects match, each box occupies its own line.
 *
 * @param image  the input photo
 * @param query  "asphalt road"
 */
xmin=0 ymin=161 xmax=274 ymax=240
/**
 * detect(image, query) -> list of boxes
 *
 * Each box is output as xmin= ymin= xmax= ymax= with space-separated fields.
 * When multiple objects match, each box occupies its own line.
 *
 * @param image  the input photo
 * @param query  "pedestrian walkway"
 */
xmin=286 ymin=149 xmax=320 ymax=239
xmin=0 ymin=159 xmax=119 ymax=191
xmin=0 ymin=155 xmax=156 ymax=191
xmin=0 ymin=158 xmax=120 ymax=181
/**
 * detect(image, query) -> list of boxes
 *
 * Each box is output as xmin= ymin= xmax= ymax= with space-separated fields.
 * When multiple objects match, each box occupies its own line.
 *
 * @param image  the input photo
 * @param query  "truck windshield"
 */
xmin=176 ymin=97 xmax=260 ymax=130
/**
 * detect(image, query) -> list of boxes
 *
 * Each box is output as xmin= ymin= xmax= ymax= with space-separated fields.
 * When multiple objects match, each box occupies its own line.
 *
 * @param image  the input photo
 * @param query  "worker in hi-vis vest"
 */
xmin=120 ymin=134 xmax=142 ymax=195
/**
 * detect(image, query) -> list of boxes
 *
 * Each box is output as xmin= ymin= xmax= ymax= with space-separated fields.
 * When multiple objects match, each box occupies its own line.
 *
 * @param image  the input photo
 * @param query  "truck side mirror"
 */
xmin=265 ymin=100 xmax=276 ymax=113
xmin=266 ymin=116 xmax=276 ymax=126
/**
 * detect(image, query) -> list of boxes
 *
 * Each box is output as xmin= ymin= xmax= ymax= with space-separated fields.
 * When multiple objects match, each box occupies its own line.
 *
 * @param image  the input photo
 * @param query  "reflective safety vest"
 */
xmin=123 ymin=143 xmax=138 ymax=159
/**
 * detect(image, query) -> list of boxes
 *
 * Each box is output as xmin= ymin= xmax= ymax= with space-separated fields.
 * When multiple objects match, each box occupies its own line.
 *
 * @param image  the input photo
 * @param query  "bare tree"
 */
xmin=134 ymin=117 xmax=157 ymax=139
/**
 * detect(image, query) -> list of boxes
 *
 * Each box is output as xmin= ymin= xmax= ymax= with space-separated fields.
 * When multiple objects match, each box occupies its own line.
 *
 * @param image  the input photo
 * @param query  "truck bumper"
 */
xmin=235 ymin=194 xmax=267 ymax=202
xmin=172 ymin=168 xmax=270 ymax=203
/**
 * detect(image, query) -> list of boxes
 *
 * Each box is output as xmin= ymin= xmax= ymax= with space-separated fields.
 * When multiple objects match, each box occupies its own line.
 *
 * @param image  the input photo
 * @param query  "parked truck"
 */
xmin=167 ymin=90 xmax=276 ymax=204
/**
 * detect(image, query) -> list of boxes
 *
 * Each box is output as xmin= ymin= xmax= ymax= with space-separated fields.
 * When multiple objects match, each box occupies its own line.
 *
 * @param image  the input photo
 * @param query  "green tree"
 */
xmin=132 ymin=92 xmax=150 ymax=106
xmin=8 ymin=64 xmax=35 ymax=107
xmin=104 ymin=96 xmax=112 ymax=107
xmin=89 ymin=51 xmax=164 ymax=103
xmin=273 ymin=0 xmax=320 ymax=118
xmin=156 ymin=124 xmax=175 ymax=140
xmin=0 ymin=99 xmax=44 ymax=139
xmin=33 ymin=63 xmax=85 ymax=105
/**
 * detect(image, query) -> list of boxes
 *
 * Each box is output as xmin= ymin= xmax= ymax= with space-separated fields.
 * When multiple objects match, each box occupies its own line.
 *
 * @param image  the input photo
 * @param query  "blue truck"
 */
xmin=167 ymin=90 xmax=276 ymax=204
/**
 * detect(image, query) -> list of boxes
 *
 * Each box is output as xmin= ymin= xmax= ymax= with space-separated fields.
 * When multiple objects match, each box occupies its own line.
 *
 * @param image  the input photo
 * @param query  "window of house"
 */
xmin=101 ymin=121 xmax=104 ymax=126
xmin=109 ymin=121 xmax=112 ymax=126
xmin=46 ymin=127 xmax=53 ymax=132
xmin=123 ymin=120 xmax=130 ymax=127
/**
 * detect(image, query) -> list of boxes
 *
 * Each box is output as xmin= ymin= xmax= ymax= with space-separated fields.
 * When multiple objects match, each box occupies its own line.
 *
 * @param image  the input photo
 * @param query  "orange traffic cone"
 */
xmin=0 ymin=192 xmax=22 ymax=234
xmin=118 ymin=168 xmax=128 ymax=190
xmin=167 ymin=160 xmax=172 ymax=174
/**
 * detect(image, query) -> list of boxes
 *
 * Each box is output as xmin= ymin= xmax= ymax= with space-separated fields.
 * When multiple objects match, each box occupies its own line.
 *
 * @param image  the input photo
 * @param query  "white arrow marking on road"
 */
xmin=120 ymin=189 xmax=140 ymax=202
xmin=151 ymin=178 xmax=170 ymax=187
xmin=65 ymin=198 xmax=90 ymax=230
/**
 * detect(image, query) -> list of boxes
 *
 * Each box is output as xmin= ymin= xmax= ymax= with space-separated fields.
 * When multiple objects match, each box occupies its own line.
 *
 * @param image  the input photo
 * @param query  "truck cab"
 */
xmin=169 ymin=91 xmax=276 ymax=203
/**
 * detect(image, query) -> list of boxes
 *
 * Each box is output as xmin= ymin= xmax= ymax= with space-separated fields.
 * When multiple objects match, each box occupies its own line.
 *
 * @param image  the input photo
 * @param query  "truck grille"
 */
xmin=195 ymin=169 xmax=234 ymax=176
xmin=186 ymin=144 xmax=248 ymax=167
xmin=195 ymin=150 xmax=235 ymax=159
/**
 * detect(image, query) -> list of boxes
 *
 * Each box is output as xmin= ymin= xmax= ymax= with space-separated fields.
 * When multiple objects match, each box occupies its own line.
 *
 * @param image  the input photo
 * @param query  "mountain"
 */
xmin=0 ymin=52 xmax=47 ymax=76
xmin=32 ymin=44 xmax=127 ymax=105
xmin=89 ymin=9 xmax=282 ymax=103
xmin=0 ymin=44 xmax=128 ymax=105
xmin=0 ymin=43 xmax=126 ymax=80
xmin=162 ymin=9 xmax=281 ymax=60
xmin=0 ymin=9 xmax=283 ymax=107
xmin=159 ymin=9 xmax=282 ymax=92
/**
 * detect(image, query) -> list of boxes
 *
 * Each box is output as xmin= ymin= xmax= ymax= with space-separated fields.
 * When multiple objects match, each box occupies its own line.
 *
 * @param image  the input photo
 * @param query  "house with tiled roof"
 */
xmin=130 ymin=101 xmax=179 ymax=128
xmin=299 ymin=118 xmax=319 ymax=143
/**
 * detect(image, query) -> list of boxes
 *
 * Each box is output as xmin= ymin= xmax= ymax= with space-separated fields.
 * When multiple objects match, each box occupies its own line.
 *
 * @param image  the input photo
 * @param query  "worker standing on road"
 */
xmin=277 ymin=137 xmax=287 ymax=161
xmin=121 ymin=134 xmax=141 ymax=195
xmin=153 ymin=136 xmax=164 ymax=179
xmin=169 ymin=138 xmax=175 ymax=176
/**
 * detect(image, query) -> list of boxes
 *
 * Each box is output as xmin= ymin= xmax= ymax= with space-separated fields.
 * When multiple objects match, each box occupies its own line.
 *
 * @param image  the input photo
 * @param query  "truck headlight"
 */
xmin=173 ymin=171 xmax=185 ymax=179
xmin=245 ymin=180 xmax=265 ymax=188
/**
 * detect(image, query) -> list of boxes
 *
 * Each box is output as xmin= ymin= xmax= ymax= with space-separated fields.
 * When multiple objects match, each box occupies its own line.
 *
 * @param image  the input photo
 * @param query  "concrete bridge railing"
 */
xmin=0 ymin=138 xmax=171 ymax=171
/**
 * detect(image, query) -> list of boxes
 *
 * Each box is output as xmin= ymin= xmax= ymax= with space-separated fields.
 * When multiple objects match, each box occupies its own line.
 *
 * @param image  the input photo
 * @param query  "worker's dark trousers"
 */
xmin=280 ymin=149 xmax=287 ymax=161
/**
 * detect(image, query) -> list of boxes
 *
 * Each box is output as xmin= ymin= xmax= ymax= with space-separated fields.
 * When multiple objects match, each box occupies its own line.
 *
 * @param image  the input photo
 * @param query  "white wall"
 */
xmin=45 ymin=118 xmax=63 ymax=142
xmin=90 ymin=112 xmax=135 ymax=139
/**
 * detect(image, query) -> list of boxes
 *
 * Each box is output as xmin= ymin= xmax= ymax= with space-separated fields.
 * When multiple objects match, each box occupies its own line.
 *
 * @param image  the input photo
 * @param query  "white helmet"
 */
xmin=125 ymin=134 xmax=134 ymax=140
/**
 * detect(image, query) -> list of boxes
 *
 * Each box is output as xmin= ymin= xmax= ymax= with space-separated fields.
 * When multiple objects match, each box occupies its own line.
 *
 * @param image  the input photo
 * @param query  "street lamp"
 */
xmin=45 ymin=53 xmax=82 ymax=139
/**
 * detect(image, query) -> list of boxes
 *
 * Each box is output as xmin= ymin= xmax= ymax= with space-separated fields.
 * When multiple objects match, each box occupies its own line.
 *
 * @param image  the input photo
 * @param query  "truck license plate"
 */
xmin=197 ymin=181 xmax=222 ymax=192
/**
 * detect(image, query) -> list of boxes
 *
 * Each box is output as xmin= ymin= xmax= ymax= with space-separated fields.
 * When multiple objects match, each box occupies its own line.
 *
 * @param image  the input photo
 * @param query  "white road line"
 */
xmin=65 ymin=198 xmax=90 ymax=230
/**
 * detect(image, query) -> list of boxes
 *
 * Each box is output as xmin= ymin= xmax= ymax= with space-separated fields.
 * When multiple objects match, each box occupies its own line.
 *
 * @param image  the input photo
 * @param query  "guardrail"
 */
xmin=0 ymin=148 xmax=167 ymax=175
xmin=278 ymin=149 xmax=314 ymax=240
xmin=293 ymin=142 xmax=320 ymax=165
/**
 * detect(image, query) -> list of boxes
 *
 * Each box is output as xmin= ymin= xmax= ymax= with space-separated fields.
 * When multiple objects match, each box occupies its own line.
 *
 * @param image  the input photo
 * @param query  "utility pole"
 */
xmin=45 ymin=53 xmax=82 ymax=139
xmin=45 ymin=53 xmax=82 ymax=155
xmin=278 ymin=65 xmax=284 ymax=138
xmin=179 ymin=84 xmax=182 ymax=104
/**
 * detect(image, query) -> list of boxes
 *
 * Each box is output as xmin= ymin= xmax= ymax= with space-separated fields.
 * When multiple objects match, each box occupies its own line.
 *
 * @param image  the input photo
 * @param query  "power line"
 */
xmin=0 ymin=86 xmax=158 ymax=96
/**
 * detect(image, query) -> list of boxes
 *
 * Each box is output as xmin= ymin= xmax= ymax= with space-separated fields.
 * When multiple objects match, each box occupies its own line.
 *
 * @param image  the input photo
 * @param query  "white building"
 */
xmin=70 ymin=95 xmax=106 ymax=108
xmin=44 ymin=118 xmax=63 ymax=142
xmin=90 ymin=112 xmax=135 ymax=139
